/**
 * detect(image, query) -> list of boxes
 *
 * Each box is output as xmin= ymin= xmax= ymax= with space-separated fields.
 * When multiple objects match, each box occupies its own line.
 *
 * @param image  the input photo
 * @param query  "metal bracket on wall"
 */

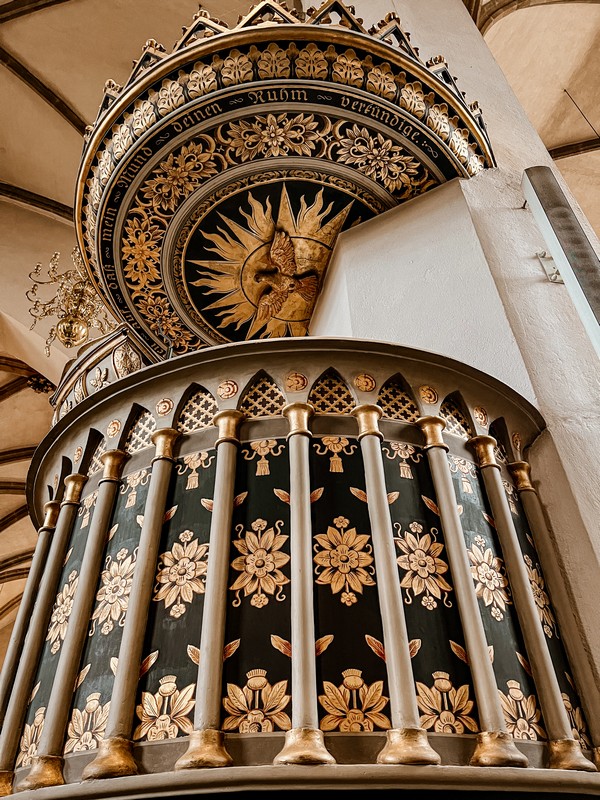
xmin=536 ymin=250 xmax=563 ymax=284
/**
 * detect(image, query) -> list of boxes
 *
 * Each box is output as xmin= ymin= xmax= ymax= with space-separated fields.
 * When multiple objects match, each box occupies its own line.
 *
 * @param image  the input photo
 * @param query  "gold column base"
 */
xmin=0 ymin=771 xmax=12 ymax=796
xmin=548 ymin=739 xmax=597 ymax=772
xmin=174 ymin=729 xmax=233 ymax=770
xmin=13 ymin=754 xmax=64 ymax=792
xmin=273 ymin=728 xmax=335 ymax=765
xmin=470 ymin=731 xmax=528 ymax=767
xmin=377 ymin=728 xmax=441 ymax=765
xmin=81 ymin=736 xmax=138 ymax=780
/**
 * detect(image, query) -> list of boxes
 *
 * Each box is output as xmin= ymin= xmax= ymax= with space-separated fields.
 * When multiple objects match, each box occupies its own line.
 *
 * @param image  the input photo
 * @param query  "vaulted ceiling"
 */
xmin=0 ymin=0 xmax=597 ymax=655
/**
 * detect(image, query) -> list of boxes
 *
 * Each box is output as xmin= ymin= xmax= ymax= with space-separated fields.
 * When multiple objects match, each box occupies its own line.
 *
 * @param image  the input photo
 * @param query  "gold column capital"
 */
xmin=213 ymin=410 xmax=245 ymax=446
xmin=41 ymin=500 xmax=60 ymax=529
xmin=151 ymin=427 xmax=180 ymax=460
xmin=467 ymin=435 xmax=498 ymax=469
xmin=352 ymin=404 xmax=383 ymax=440
xmin=508 ymin=460 xmax=535 ymax=492
xmin=62 ymin=473 xmax=88 ymax=504
xmin=283 ymin=403 xmax=314 ymax=437
xmin=100 ymin=449 xmax=128 ymax=481
xmin=415 ymin=416 xmax=448 ymax=451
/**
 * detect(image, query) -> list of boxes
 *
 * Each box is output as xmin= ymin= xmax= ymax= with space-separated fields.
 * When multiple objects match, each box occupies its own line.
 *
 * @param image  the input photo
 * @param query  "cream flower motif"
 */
xmin=220 ymin=49 xmax=253 ymax=86
xmin=154 ymin=530 xmax=209 ymax=617
xmin=142 ymin=142 xmax=218 ymax=213
xmin=395 ymin=525 xmax=452 ymax=609
xmin=336 ymin=124 xmax=424 ymax=195
xmin=90 ymin=549 xmax=136 ymax=635
xmin=467 ymin=543 xmax=511 ymax=620
xmin=227 ymin=113 xmax=320 ymax=161
xmin=47 ymin=570 xmax=79 ymax=654
xmin=314 ymin=517 xmax=375 ymax=606
xmin=17 ymin=707 xmax=45 ymax=767
xmin=64 ymin=693 xmax=110 ymax=753
xmin=134 ymin=675 xmax=195 ymax=741
xmin=332 ymin=49 xmax=364 ymax=87
xmin=295 ymin=43 xmax=328 ymax=79
xmin=319 ymin=669 xmax=390 ymax=732
xmin=223 ymin=669 xmax=291 ymax=733
xmin=230 ymin=520 xmax=289 ymax=607
xmin=416 ymin=672 xmax=478 ymax=734
xmin=122 ymin=216 xmax=161 ymax=287
xmin=399 ymin=82 xmax=427 ymax=119
xmin=187 ymin=62 xmax=217 ymax=97
xmin=499 ymin=680 xmax=546 ymax=740
xmin=256 ymin=42 xmax=290 ymax=79
xmin=562 ymin=691 xmax=592 ymax=749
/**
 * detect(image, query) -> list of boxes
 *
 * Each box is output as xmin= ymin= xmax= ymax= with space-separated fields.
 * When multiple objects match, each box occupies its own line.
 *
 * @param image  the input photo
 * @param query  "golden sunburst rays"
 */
xmin=188 ymin=185 xmax=353 ymax=339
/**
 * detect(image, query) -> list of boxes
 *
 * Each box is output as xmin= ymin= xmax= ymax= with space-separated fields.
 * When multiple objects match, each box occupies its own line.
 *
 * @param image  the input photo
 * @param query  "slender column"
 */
xmin=416 ymin=418 xmax=527 ymax=768
xmin=273 ymin=403 xmax=335 ymax=766
xmin=0 ymin=473 xmax=87 ymax=796
xmin=175 ymin=410 xmax=244 ymax=770
xmin=82 ymin=429 xmax=180 ymax=781
xmin=16 ymin=451 xmax=128 ymax=791
xmin=470 ymin=436 xmax=595 ymax=772
xmin=353 ymin=406 xmax=441 ymax=765
xmin=0 ymin=500 xmax=59 ymax=726
xmin=508 ymin=460 xmax=600 ymax=765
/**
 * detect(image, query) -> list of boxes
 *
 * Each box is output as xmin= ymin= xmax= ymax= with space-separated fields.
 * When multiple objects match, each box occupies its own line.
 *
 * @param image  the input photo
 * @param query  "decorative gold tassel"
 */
xmin=125 ymin=489 xmax=137 ymax=508
xmin=186 ymin=471 xmax=199 ymax=490
xmin=461 ymin=476 xmax=473 ymax=494
xmin=256 ymin=456 xmax=270 ymax=476
xmin=330 ymin=454 xmax=343 ymax=473
xmin=400 ymin=462 xmax=413 ymax=479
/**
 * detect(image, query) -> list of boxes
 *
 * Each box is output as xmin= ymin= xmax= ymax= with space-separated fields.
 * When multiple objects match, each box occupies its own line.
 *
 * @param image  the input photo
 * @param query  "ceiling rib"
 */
xmin=472 ymin=0 xmax=600 ymax=34
xmin=0 ymin=0 xmax=74 ymax=24
xmin=0 ymin=447 xmax=36 ymax=466
xmin=0 ymin=568 xmax=30 ymax=583
xmin=0 ymin=550 xmax=34 ymax=571
xmin=0 ymin=506 xmax=29 ymax=534
xmin=0 ymin=358 xmax=36 ymax=377
xmin=0 ymin=378 xmax=29 ymax=404
xmin=0 ymin=44 xmax=86 ymax=134
xmin=549 ymin=138 xmax=600 ymax=161
xmin=0 ymin=482 xmax=26 ymax=496
xmin=0 ymin=595 xmax=23 ymax=625
xmin=0 ymin=182 xmax=74 ymax=224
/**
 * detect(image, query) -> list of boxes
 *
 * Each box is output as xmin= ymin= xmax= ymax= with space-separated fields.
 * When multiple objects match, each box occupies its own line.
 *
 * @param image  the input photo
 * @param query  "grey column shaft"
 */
xmin=426 ymin=447 xmax=506 ymax=731
xmin=36 ymin=475 xmax=122 ymax=756
xmin=360 ymin=434 xmax=420 ymax=729
xmin=288 ymin=432 xmax=319 ymax=730
xmin=194 ymin=440 xmax=237 ymax=730
xmin=0 ymin=523 xmax=54 ymax=726
xmin=104 ymin=456 xmax=175 ymax=740
xmin=518 ymin=486 xmax=600 ymax=743
xmin=479 ymin=465 xmax=572 ymax=740
xmin=0 ymin=496 xmax=82 ymax=770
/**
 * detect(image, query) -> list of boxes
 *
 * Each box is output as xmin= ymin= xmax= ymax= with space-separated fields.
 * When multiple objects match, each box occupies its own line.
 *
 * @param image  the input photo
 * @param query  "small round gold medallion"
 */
xmin=156 ymin=398 xmax=174 ymax=416
xmin=73 ymin=446 xmax=83 ymax=463
xmin=419 ymin=385 xmax=438 ymax=404
xmin=511 ymin=432 xmax=522 ymax=453
xmin=473 ymin=406 xmax=488 ymax=428
xmin=354 ymin=373 xmax=376 ymax=392
xmin=107 ymin=419 xmax=121 ymax=438
xmin=285 ymin=372 xmax=308 ymax=392
xmin=217 ymin=380 xmax=238 ymax=399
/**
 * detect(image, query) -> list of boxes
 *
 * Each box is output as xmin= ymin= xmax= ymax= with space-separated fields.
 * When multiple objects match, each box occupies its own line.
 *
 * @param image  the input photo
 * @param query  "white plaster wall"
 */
xmin=310 ymin=178 xmax=535 ymax=401
xmin=305 ymin=0 xmax=600 ymax=712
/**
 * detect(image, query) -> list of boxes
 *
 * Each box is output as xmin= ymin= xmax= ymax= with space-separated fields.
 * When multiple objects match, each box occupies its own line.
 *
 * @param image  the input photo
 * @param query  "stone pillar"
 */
xmin=175 ymin=410 xmax=244 ymax=770
xmin=16 ymin=451 xmax=128 ymax=791
xmin=469 ymin=436 xmax=595 ymax=772
xmin=416 ymin=418 xmax=527 ymax=768
xmin=273 ymin=403 xmax=335 ymax=766
xmin=0 ymin=473 xmax=87 ymax=796
xmin=352 ymin=405 xmax=441 ymax=765
xmin=0 ymin=500 xmax=59 ymax=727
xmin=508 ymin=460 xmax=600 ymax=765
xmin=82 ymin=430 xmax=180 ymax=781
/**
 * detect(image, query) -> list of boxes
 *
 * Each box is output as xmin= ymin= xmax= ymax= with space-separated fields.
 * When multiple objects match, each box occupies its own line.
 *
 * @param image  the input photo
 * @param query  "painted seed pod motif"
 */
xmin=64 ymin=693 xmax=110 ymax=753
xmin=416 ymin=672 xmax=478 ymax=735
xmin=313 ymin=516 xmax=375 ymax=606
xmin=134 ymin=675 xmax=195 ymax=741
xmin=498 ymin=680 xmax=546 ymax=740
xmin=222 ymin=669 xmax=291 ymax=733
xmin=319 ymin=669 xmax=390 ymax=732
xmin=230 ymin=518 xmax=289 ymax=608
xmin=17 ymin=707 xmax=45 ymax=768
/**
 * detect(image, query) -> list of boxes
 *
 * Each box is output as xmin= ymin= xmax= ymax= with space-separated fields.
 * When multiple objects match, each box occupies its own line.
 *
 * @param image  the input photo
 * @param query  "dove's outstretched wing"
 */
xmin=269 ymin=230 xmax=297 ymax=276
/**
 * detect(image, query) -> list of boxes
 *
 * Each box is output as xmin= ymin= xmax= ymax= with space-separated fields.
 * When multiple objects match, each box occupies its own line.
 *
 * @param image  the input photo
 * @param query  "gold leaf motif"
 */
xmin=107 ymin=524 xmax=119 ymax=541
xmin=29 ymin=681 xmax=40 ymax=704
xmin=450 ymin=641 xmax=469 ymax=664
xmin=315 ymin=635 xmax=334 ymax=656
xmin=421 ymin=496 xmax=440 ymax=516
xmin=310 ymin=487 xmax=324 ymax=503
xmin=110 ymin=657 xmax=118 ymax=676
xmin=366 ymin=635 xmax=386 ymax=661
xmin=75 ymin=664 xmax=91 ymax=690
xmin=163 ymin=505 xmax=178 ymax=522
xmin=273 ymin=488 xmax=290 ymax=504
xmin=139 ymin=650 xmax=159 ymax=677
xmin=200 ymin=498 xmax=214 ymax=512
xmin=387 ymin=492 xmax=399 ymax=505
xmin=233 ymin=491 xmax=248 ymax=507
xmin=409 ymin=639 xmax=422 ymax=659
xmin=223 ymin=639 xmax=240 ymax=661
xmin=350 ymin=486 xmax=368 ymax=503
xmin=271 ymin=635 xmax=292 ymax=658
xmin=187 ymin=645 xmax=200 ymax=665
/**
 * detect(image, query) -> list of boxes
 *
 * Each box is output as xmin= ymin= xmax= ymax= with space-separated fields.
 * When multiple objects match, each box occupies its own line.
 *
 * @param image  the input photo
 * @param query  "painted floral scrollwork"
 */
xmin=467 ymin=540 xmax=511 ymax=621
xmin=230 ymin=518 xmax=289 ymax=608
xmin=314 ymin=516 xmax=375 ymax=606
xmin=154 ymin=529 xmax=209 ymax=618
xmin=134 ymin=675 xmax=195 ymax=741
xmin=176 ymin=451 xmax=214 ymax=489
xmin=17 ymin=707 xmax=45 ymax=768
xmin=319 ymin=669 xmax=390 ymax=731
xmin=523 ymin=555 xmax=557 ymax=638
xmin=47 ymin=570 xmax=79 ymax=654
xmin=382 ymin=441 xmax=422 ymax=479
xmin=90 ymin=547 xmax=137 ymax=635
xmin=394 ymin=521 xmax=452 ymax=611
